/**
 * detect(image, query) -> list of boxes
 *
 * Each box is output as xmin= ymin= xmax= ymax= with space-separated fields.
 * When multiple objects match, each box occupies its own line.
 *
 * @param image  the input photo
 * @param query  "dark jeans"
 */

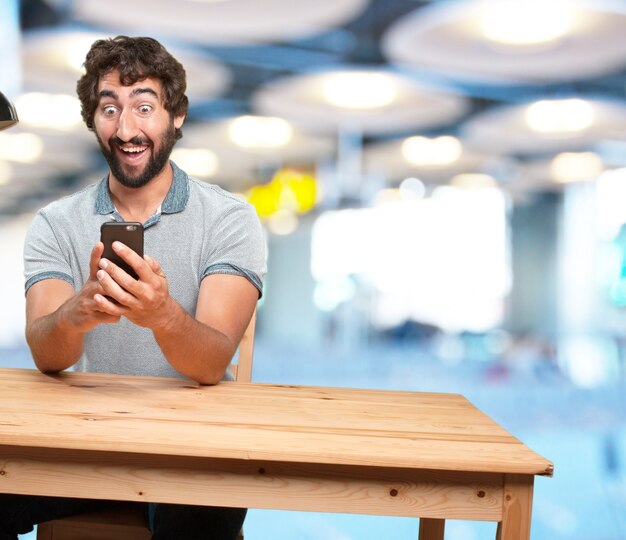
xmin=0 ymin=494 xmax=246 ymax=540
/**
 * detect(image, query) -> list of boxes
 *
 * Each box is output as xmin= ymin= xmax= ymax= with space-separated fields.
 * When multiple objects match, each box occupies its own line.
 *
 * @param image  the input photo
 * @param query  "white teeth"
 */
xmin=121 ymin=147 xmax=146 ymax=153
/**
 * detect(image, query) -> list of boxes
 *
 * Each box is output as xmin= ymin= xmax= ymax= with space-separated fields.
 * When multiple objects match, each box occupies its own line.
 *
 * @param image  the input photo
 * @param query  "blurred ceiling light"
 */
xmin=229 ymin=115 xmax=292 ymax=148
xmin=0 ymin=133 xmax=43 ymax=163
xmin=451 ymin=173 xmax=497 ymax=189
xmin=0 ymin=161 xmax=12 ymax=185
xmin=15 ymin=93 xmax=82 ymax=131
xmin=399 ymin=177 xmax=426 ymax=199
xmin=550 ymin=152 xmax=604 ymax=183
xmin=525 ymin=99 xmax=594 ymax=134
xmin=401 ymin=135 xmax=462 ymax=167
xmin=323 ymin=72 xmax=397 ymax=109
xmin=170 ymin=148 xmax=219 ymax=178
xmin=480 ymin=0 xmax=572 ymax=46
xmin=267 ymin=209 xmax=299 ymax=235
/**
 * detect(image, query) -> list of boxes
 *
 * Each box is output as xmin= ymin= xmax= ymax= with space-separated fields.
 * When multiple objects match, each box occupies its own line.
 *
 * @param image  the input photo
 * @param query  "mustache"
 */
xmin=110 ymin=135 xmax=150 ymax=146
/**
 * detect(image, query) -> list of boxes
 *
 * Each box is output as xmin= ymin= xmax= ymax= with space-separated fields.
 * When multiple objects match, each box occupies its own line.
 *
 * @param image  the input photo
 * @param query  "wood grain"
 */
xmin=0 ymin=367 xmax=552 ymax=539
xmin=0 ymin=446 xmax=504 ymax=520
xmin=0 ymin=368 xmax=553 ymax=477
xmin=497 ymin=474 xmax=534 ymax=540
xmin=419 ymin=518 xmax=445 ymax=540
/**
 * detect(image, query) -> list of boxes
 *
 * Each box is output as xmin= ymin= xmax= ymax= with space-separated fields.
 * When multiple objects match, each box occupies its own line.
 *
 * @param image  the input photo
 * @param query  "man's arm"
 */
xmin=94 ymin=241 xmax=258 ymax=384
xmin=153 ymin=273 xmax=257 ymax=384
xmin=25 ymin=243 xmax=121 ymax=373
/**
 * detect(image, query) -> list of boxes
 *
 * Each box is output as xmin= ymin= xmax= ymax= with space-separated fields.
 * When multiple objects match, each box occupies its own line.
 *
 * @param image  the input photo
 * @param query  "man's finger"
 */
xmin=96 ymin=266 xmax=137 ymax=307
xmin=112 ymin=241 xmax=150 ymax=280
xmin=93 ymin=292 xmax=127 ymax=316
xmin=89 ymin=242 xmax=104 ymax=280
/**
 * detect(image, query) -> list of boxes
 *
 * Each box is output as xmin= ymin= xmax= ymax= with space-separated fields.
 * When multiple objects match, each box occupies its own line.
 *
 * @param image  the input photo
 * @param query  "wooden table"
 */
xmin=0 ymin=368 xmax=552 ymax=539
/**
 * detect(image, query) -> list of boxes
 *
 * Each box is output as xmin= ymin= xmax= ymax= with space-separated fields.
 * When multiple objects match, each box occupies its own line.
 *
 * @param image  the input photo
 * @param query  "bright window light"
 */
xmin=480 ymin=0 xmax=572 ymax=46
xmin=323 ymin=72 xmax=397 ymax=109
xmin=229 ymin=115 xmax=292 ymax=148
xmin=525 ymin=99 xmax=594 ymax=134
xmin=312 ymin=188 xmax=510 ymax=332
xmin=595 ymin=168 xmax=626 ymax=241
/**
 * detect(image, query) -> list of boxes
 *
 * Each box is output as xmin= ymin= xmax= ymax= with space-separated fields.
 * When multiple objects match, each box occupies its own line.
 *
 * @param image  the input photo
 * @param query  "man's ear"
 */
xmin=174 ymin=115 xmax=185 ymax=129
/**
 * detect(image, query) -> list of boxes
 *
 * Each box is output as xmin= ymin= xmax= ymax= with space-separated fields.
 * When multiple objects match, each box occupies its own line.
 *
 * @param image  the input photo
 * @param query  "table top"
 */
xmin=0 ymin=367 xmax=553 ymax=476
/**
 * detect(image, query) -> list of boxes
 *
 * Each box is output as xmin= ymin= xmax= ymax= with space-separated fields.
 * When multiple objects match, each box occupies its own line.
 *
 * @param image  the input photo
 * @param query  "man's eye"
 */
xmin=103 ymin=105 xmax=117 ymax=116
xmin=138 ymin=104 xmax=153 ymax=114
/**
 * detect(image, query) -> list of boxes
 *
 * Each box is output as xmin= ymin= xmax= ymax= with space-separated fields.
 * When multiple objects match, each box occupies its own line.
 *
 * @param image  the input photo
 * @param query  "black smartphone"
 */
xmin=100 ymin=222 xmax=144 ymax=280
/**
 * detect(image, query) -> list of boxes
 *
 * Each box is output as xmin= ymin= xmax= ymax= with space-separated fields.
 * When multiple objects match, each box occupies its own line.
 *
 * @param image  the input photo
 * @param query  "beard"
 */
xmin=97 ymin=123 xmax=177 ymax=189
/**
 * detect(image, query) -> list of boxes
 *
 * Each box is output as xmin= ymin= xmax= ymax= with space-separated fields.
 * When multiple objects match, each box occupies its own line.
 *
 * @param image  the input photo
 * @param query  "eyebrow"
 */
xmin=131 ymin=87 xmax=159 ymax=99
xmin=98 ymin=87 xmax=159 ymax=101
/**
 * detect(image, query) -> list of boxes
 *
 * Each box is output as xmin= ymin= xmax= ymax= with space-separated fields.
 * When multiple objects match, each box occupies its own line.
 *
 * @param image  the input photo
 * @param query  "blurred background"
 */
xmin=2 ymin=0 xmax=626 ymax=538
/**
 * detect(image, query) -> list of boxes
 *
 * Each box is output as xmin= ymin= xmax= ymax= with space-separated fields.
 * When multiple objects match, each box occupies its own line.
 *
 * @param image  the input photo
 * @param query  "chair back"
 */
xmin=231 ymin=307 xmax=256 ymax=383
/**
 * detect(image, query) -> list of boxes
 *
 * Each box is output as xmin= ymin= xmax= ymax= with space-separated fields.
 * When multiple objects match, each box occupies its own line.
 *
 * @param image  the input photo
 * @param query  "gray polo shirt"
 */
xmin=24 ymin=161 xmax=266 ymax=379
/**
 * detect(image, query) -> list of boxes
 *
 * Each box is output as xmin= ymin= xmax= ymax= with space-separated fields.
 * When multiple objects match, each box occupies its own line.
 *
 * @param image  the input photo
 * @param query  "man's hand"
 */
xmin=25 ymin=242 xmax=121 ymax=373
xmin=92 ymin=240 xmax=258 ymax=384
xmin=94 ymin=241 xmax=174 ymax=330
xmin=48 ymin=242 xmax=121 ymax=334
xmin=68 ymin=242 xmax=120 ymax=326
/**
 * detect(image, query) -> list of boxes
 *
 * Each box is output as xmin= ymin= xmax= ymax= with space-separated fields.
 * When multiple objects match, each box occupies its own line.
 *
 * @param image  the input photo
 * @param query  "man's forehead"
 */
xmin=97 ymin=71 xmax=163 ymax=98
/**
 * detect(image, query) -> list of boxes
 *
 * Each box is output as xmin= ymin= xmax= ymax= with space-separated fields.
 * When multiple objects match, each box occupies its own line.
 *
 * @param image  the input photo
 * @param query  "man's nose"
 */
xmin=116 ymin=109 xmax=139 ymax=142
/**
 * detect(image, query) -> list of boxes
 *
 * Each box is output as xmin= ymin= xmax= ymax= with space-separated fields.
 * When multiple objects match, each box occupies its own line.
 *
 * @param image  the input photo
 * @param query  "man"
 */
xmin=0 ymin=36 xmax=265 ymax=540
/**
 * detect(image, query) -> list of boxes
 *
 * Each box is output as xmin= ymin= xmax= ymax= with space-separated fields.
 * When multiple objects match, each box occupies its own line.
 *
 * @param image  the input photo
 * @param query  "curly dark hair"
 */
xmin=76 ymin=36 xmax=188 ymax=140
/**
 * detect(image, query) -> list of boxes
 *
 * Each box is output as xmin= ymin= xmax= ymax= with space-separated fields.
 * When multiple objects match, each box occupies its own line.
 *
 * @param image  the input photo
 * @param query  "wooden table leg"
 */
xmin=418 ymin=518 xmax=445 ymax=540
xmin=496 ymin=474 xmax=534 ymax=540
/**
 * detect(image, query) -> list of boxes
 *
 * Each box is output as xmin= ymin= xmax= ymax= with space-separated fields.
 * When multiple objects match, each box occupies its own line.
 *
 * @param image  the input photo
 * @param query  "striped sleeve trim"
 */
xmin=25 ymin=271 xmax=73 ymax=294
xmin=201 ymin=263 xmax=263 ymax=298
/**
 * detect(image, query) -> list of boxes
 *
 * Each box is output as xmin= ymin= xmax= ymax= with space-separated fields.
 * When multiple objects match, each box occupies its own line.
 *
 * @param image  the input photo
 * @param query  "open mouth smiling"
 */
xmin=118 ymin=145 xmax=149 ymax=160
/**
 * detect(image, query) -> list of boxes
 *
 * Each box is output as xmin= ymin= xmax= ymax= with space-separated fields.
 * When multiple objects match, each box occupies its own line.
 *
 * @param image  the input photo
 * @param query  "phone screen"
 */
xmin=100 ymin=222 xmax=144 ymax=280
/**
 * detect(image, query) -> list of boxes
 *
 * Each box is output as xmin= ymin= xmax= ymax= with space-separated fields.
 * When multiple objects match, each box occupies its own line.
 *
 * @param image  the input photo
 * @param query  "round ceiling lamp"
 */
xmin=69 ymin=0 xmax=368 ymax=45
xmin=525 ymin=99 xmax=595 ymax=134
xmin=479 ymin=1 xmax=572 ymax=47
xmin=382 ymin=0 xmax=626 ymax=83
xmin=363 ymin=136 xmax=497 ymax=185
xmin=252 ymin=68 xmax=468 ymax=135
xmin=21 ymin=29 xmax=232 ymax=102
xmin=322 ymin=72 xmax=398 ymax=109
xmin=228 ymin=116 xmax=293 ymax=149
xmin=462 ymin=98 xmax=626 ymax=155
xmin=401 ymin=136 xmax=463 ymax=167
xmin=176 ymin=118 xmax=334 ymax=191
xmin=550 ymin=152 xmax=604 ymax=183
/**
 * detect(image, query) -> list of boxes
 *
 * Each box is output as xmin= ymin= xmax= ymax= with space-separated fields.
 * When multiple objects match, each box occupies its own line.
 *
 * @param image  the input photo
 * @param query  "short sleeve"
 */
xmin=24 ymin=211 xmax=73 ymax=293
xmin=201 ymin=201 xmax=267 ymax=297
